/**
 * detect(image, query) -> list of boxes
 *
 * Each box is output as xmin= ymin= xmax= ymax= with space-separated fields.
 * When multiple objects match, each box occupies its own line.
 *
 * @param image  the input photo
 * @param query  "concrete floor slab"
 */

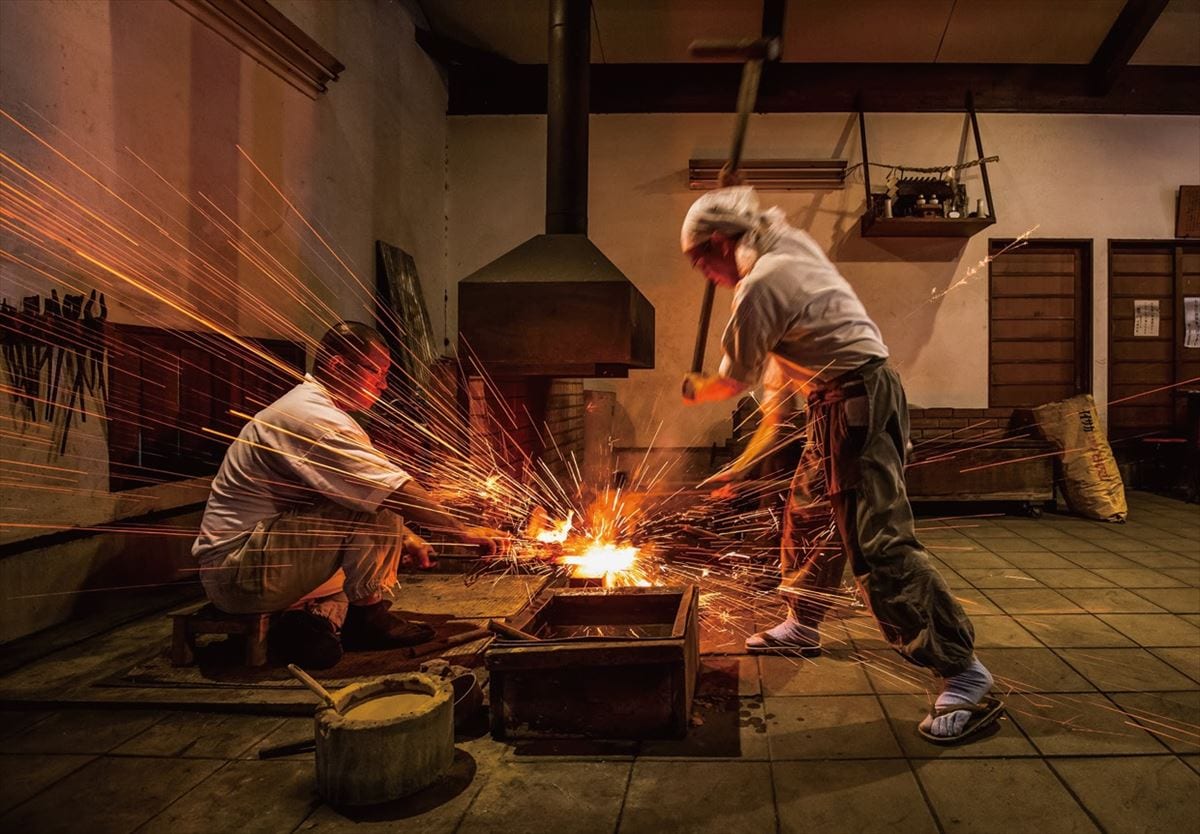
xmin=951 ymin=588 xmax=1006 ymax=616
xmin=968 ymin=616 xmax=1042 ymax=648
xmin=1006 ymin=693 xmax=1166 ymax=755
xmin=0 ymin=753 xmax=94 ymax=814
xmin=456 ymin=761 xmax=630 ymax=834
xmin=993 ymin=552 xmax=1080 ymax=570
xmin=913 ymin=759 xmax=1100 ymax=834
xmin=112 ymin=712 xmax=286 ymax=759
xmin=1023 ymin=569 xmax=1116 ymax=588
xmin=1050 ymin=757 xmax=1199 ymax=834
xmin=1131 ymin=588 xmax=1200 ymax=613
xmin=760 ymin=651 xmax=874 ymax=696
xmin=4 ymin=708 xmax=167 ymax=754
xmin=1097 ymin=613 xmax=1200 ymax=646
xmin=983 ymin=589 xmax=1085 ymax=615
xmin=1057 ymin=587 xmax=1167 ymax=613
xmin=955 ymin=568 xmax=1043 ymax=589
xmin=619 ymin=761 xmax=775 ymax=834
xmin=1109 ymin=691 xmax=1200 ymax=753
xmin=977 ymin=648 xmax=1095 ymax=693
xmin=1151 ymin=647 xmax=1200 ymax=682
xmin=765 ymin=695 xmax=903 ymax=760
xmin=0 ymin=755 xmax=222 ymax=834
xmin=1019 ymin=614 xmax=1136 ymax=648
xmin=1091 ymin=568 xmax=1185 ymax=588
xmin=773 ymin=759 xmax=938 ymax=834
xmin=139 ymin=760 xmax=318 ymax=834
xmin=859 ymin=651 xmax=936 ymax=695
xmin=1054 ymin=647 xmax=1197 ymax=692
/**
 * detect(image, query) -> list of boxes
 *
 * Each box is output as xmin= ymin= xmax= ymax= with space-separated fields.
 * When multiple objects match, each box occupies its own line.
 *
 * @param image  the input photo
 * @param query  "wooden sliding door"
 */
xmin=1108 ymin=241 xmax=1200 ymax=439
xmin=988 ymin=240 xmax=1092 ymax=408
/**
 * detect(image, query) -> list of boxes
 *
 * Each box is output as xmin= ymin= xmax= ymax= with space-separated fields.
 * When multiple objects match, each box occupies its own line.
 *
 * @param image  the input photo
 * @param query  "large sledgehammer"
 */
xmin=688 ymin=3 xmax=785 ymax=375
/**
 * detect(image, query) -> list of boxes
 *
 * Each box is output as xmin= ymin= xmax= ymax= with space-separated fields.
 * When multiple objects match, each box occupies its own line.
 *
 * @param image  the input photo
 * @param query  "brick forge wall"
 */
xmin=907 ymin=407 xmax=1018 ymax=448
xmin=542 ymin=380 xmax=585 ymax=484
xmin=467 ymin=377 xmax=584 ymax=484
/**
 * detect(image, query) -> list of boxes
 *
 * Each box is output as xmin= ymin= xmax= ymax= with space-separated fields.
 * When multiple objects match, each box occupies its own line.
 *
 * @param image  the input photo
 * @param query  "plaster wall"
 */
xmin=0 ymin=0 xmax=449 ymax=541
xmin=448 ymin=112 xmax=1200 ymax=449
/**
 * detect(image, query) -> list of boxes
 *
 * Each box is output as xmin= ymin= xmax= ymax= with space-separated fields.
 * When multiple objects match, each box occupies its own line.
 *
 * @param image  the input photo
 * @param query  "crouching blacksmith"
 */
xmin=192 ymin=322 xmax=505 ymax=668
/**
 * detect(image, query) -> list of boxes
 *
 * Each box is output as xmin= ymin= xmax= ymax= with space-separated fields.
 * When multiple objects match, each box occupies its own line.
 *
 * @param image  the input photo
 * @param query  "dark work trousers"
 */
xmin=779 ymin=358 xmax=975 ymax=677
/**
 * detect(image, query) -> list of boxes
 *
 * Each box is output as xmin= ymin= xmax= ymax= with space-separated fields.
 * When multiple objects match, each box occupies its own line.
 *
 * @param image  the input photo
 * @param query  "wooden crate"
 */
xmin=906 ymin=441 xmax=1055 ymax=506
xmin=485 ymin=585 xmax=699 ymax=740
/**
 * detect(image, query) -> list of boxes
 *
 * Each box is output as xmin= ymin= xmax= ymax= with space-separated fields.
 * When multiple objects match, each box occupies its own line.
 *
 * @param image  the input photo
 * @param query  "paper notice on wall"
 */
xmin=1185 ymin=297 xmax=1200 ymax=349
xmin=1133 ymin=299 xmax=1160 ymax=337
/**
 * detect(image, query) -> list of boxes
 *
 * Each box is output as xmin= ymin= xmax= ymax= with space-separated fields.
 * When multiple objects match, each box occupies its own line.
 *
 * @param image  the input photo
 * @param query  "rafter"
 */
xmin=1089 ymin=0 xmax=1170 ymax=94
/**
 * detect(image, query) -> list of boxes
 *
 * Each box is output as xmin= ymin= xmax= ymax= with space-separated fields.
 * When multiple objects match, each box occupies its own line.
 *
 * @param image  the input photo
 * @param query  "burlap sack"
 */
xmin=1032 ymin=395 xmax=1127 ymax=522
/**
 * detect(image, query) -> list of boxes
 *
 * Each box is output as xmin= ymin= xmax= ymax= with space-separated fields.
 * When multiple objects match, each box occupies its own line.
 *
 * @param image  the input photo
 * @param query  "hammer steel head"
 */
xmin=688 ymin=37 xmax=781 ymax=62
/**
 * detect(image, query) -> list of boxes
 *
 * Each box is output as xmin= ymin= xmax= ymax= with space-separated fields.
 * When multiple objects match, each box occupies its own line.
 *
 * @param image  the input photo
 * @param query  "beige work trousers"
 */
xmin=201 ymin=502 xmax=404 ymax=628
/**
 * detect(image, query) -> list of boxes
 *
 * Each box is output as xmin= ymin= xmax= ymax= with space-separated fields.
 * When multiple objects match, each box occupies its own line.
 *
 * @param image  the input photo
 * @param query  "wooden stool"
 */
xmin=170 ymin=602 xmax=271 ymax=667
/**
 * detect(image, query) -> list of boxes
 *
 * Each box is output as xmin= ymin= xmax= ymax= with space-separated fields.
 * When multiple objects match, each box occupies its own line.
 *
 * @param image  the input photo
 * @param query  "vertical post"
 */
xmin=1174 ymin=245 xmax=1185 ymax=432
xmin=967 ymin=92 xmax=994 ymax=219
xmin=857 ymin=104 xmax=872 ymax=209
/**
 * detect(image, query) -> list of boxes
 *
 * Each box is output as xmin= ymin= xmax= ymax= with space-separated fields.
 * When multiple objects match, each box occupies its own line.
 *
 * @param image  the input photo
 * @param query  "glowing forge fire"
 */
xmin=534 ymin=511 xmax=573 ymax=544
xmin=524 ymin=499 xmax=652 ymax=587
xmin=562 ymin=539 xmax=639 ymax=579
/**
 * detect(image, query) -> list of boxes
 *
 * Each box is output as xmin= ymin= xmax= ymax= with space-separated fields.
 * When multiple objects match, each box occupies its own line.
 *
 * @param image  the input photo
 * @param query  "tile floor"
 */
xmin=0 ymin=491 xmax=1196 ymax=833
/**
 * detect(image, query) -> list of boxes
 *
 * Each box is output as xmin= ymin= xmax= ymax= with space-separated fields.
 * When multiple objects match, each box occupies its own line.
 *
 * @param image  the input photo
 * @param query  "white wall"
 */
xmin=0 ymin=0 xmax=449 ymax=542
xmin=448 ymin=112 xmax=1200 ymax=448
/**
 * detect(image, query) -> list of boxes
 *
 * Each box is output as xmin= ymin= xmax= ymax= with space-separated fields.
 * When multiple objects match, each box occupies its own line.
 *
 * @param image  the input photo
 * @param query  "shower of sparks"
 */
xmin=903 ymin=225 xmax=1040 ymax=319
xmin=3 ymin=108 xmax=1198 ymax=750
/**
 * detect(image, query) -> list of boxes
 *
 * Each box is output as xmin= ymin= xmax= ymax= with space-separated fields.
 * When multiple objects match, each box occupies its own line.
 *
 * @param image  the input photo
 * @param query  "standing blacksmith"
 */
xmin=193 ymin=322 xmax=504 ymax=669
xmin=680 ymin=187 xmax=1001 ymax=743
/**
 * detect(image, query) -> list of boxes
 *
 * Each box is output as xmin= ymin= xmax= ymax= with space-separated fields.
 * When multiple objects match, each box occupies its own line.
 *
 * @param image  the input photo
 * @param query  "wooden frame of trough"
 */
xmin=485 ymin=585 xmax=700 ymax=740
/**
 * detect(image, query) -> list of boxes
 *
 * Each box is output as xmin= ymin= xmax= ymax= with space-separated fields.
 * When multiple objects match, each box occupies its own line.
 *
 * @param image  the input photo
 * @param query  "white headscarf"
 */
xmin=680 ymin=186 xmax=789 ymax=256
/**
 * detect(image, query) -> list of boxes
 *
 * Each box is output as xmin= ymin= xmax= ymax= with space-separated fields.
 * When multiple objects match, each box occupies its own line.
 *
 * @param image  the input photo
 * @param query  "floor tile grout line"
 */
xmin=859 ymin=644 xmax=949 ymax=834
xmin=1040 ymin=650 xmax=1180 ymax=756
xmin=608 ymin=759 xmax=636 ymax=834
xmin=449 ymin=749 xmax=508 ymax=834
xmin=0 ymin=752 xmax=98 ymax=819
xmin=1041 ymin=757 xmax=1119 ymax=834
xmin=128 ymin=758 xmax=235 ymax=834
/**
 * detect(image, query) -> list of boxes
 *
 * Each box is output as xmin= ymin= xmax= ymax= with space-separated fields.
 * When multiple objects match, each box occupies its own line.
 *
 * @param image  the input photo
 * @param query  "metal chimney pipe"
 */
xmin=545 ymin=0 xmax=590 ymax=235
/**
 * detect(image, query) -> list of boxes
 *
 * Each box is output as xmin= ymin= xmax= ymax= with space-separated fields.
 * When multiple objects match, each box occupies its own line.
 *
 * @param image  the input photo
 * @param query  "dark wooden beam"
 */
xmin=1089 ymin=0 xmax=1170 ymax=95
xmin=447 ymin=62 xmax=1200 ymax=115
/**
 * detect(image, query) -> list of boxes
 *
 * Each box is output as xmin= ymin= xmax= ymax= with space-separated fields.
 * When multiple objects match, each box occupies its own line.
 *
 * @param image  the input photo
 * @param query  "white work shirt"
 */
xmin=192 ymin=375 xmax=412 ymax=566
xmin=719 ymin=226 xmax=888 ymax=389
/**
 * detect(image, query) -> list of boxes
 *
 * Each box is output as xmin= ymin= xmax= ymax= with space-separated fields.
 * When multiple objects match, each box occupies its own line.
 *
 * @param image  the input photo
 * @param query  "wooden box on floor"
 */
xmin=906 ymin=440 xmax=1055 ymax=510
xmin=485 ymin=585 xmax=699 ymax=740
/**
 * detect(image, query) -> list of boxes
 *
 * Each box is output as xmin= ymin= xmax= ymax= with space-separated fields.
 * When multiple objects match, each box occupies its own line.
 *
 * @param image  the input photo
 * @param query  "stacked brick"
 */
xmin=907 ymin=407 xmax=1017 ymax=443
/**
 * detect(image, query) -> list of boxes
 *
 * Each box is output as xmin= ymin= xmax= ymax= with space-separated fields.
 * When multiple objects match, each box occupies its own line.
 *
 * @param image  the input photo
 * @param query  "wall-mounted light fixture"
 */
xmin=688 ymin=159 xmax=847 ymax=191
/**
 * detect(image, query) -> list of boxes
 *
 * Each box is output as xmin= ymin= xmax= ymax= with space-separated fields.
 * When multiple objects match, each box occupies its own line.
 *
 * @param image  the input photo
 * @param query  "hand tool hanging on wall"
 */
xmin=688 ymin=1 xmax=785 ymax=375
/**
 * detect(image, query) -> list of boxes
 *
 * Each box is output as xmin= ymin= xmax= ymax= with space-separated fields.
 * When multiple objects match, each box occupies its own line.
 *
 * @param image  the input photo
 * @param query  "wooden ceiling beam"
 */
xmin=1089 ymin=0 xmax=1170 ymax=95
xmin=446 ymin=62 xmax=1199 ymax=115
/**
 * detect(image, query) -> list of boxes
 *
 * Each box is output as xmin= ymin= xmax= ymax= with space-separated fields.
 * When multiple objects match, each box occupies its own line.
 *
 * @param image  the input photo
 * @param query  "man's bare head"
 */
xmin=313 ymin=321 xmax=390 ymax=411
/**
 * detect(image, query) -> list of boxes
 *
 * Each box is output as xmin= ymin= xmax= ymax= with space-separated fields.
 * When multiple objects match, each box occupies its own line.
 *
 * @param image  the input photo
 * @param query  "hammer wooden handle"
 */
xmin=689 ymin=37 xmax=780 ymax=61
xmin=287 ymin=663 xmax=339 ymax=712
xmin=487 ymin=619 xmax=542 ymax=641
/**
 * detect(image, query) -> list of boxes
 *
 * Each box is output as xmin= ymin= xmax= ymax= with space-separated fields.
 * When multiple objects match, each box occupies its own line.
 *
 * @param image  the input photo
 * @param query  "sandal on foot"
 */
xmin=917 ymin=696 xmax=1005 ymax=745
xmin=745 ymin=630 xmax=822 ymax=657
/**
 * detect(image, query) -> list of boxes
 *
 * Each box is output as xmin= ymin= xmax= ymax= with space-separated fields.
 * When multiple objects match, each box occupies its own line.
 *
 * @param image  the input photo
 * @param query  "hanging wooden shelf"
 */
xmin=860 ymin=215 xmax=995 ymax=238
xmin=858 ymin=93 xmax=997 ymax=239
